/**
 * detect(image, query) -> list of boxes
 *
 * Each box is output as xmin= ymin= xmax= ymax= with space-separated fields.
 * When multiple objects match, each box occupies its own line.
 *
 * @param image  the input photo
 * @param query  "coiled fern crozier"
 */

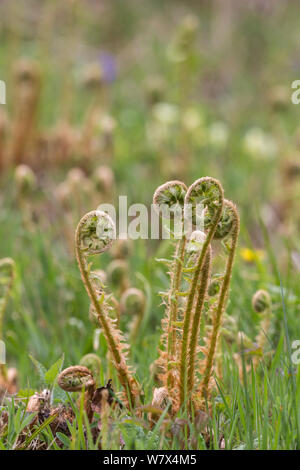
xmin=179 ymin=177 xmax=224 ymax=409
xmin=153 ymin=181 xmax=187 ymax=391
xmin=199 ymin=200 xmax=239 ymax=403
xmin=69 ymin=178 xmax=239 ymax=417
xmin=75 ymin=211 xmax=140 ymax=409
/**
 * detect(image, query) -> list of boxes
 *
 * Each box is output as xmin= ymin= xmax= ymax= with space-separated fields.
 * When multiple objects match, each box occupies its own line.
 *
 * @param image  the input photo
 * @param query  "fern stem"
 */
xmin=200 ymin=201 xmax=239 ymax=401
xmin=187 ymin=247 xmax=211 ymax=398
xmin=166 ymin=236 xmax=186 ymax=390
xmin=179 ymin=178 xmax=224 ymax=408
xmin=75 ymin=212 xmax=137 ymax=408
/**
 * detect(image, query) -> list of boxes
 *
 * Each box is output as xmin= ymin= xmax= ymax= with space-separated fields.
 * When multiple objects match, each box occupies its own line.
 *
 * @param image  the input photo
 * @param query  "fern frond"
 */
xmin=199 ymin=200 xmax=239 ymax=403
xmin=75 ymin=210 xmax=140 ymax=409
xmin=179 ymin=177 xmax=224 ymax=408
xmin=152 ymin=181 xmax=188 ymax=404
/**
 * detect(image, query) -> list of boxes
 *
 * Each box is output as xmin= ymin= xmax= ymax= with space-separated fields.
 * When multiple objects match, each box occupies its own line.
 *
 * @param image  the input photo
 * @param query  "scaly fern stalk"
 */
xmin=75 ymin=211 xmax=139 ymax=408
xmin=153 ymin=181 xmax=187 ymax=392
xmin=187 ymin=247 xmax=212 ymax=399
xmin=179 ymin=177 xmax=224 ymax=408
xmin=166 ymin=237 xmax=186 ymax=389
xmin=200 ymin=200 xmax=239 ymax=401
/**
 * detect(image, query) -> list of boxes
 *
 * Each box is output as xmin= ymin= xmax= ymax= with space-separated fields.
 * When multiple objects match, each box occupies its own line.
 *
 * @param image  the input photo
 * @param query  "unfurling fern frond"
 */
xmin=199 ymin=200 xmax=239 ymax=403
xmin=152 ymin=181 xmax=187 ymax=397
xmin=75 ymin=211 xmax=140 ymax=408
xmin=179 ymin=177 xmax=224 ymax=408
xmin=75 ymin=179 xmax=239 ymax=418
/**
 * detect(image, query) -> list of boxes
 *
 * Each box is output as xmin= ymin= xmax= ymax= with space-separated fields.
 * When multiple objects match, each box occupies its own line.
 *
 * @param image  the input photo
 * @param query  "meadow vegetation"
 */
xmin=0 ymin=0 xmax=300 ymax=450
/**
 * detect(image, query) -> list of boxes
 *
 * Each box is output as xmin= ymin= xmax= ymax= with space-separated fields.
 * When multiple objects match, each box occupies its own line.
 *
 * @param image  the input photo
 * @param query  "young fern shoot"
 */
xmin=74 ymin=180 xmax=239 ymax=419
xmin=75 ymin=211 xmax=139 ymax=408
xmin=200 ymin=200 xmax=239 ymax=402
xmin=187 ymin=245 xmax=212 ymax=401
xmin=179 ymin=177 xmax=224 ymax=408
xmin=58 ymin=365 xmax=96 ymax=422
xmin=153 ymin=181 xmax=187 ymax=393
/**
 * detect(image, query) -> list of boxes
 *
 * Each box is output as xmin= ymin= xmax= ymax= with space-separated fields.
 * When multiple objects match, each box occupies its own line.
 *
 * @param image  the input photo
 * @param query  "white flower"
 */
xmin=181 ymin=108 xmax=203 ymax=132
xmin=152 ymin=102 xmax=179 ymax=125
xmin=209 ymin=121 xmax=229 ymax=149
xmin=147 ymin=103 xmax=179 ymax=147
xmin=243 ymin=127 xmax=277 ymax=160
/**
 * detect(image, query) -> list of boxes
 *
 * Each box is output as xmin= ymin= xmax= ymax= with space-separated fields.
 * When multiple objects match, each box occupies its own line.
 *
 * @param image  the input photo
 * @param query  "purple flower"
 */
xmin=100 ymin=52 xmax=117 ymax=83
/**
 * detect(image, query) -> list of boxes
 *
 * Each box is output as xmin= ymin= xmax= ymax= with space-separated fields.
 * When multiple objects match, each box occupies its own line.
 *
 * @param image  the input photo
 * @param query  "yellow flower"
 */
xmin=240 ymin=247 xmax=265 ymax=263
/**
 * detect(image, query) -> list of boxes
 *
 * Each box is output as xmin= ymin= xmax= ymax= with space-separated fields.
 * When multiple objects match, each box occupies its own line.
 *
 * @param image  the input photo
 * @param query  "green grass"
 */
xmin=0 ymin=0 xmax=300 ymax=450
xmin=0 ymin=197 xmax=299 ymax=449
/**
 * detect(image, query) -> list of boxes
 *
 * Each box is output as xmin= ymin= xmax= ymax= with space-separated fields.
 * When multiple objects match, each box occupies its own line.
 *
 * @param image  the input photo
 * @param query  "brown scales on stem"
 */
xmin=72 ymin=179 xmax=239 ymax=418
xmin=199 ymin=200 xmax=240 ymax=403
xmin=179 ymin=177 xmax=224 ymax=408
xmin=75 ymin=211 xmax=140 ymax=409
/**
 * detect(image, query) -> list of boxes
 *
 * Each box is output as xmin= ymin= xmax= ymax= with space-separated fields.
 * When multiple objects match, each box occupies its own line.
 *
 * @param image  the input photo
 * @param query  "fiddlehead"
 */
xmin=153 ymin=181 xmax=187 ymax=394
xmin=80 ymin=354 xmax=102 ymax=384
xmin=58 ymin=365 xmax=96 ymax=422
xmin=179 ymin=177 xmax=224 ymax=408
xmin=107 ymin=259 xmax=129 ymax=294
xmin=120 ymin=288 xmax=146 ymax=342
xmin=252 ymin=289 xmax=271 ymax=314
xmin=58 ymin=365 xmax=95 ymax=393
xmin=75 ymin=210 xmax=139 ymax=408
xmin=153 ymin=180 xmax=186 ymax=209
xmin=200 ymin=200 xmax=239 ymax=402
